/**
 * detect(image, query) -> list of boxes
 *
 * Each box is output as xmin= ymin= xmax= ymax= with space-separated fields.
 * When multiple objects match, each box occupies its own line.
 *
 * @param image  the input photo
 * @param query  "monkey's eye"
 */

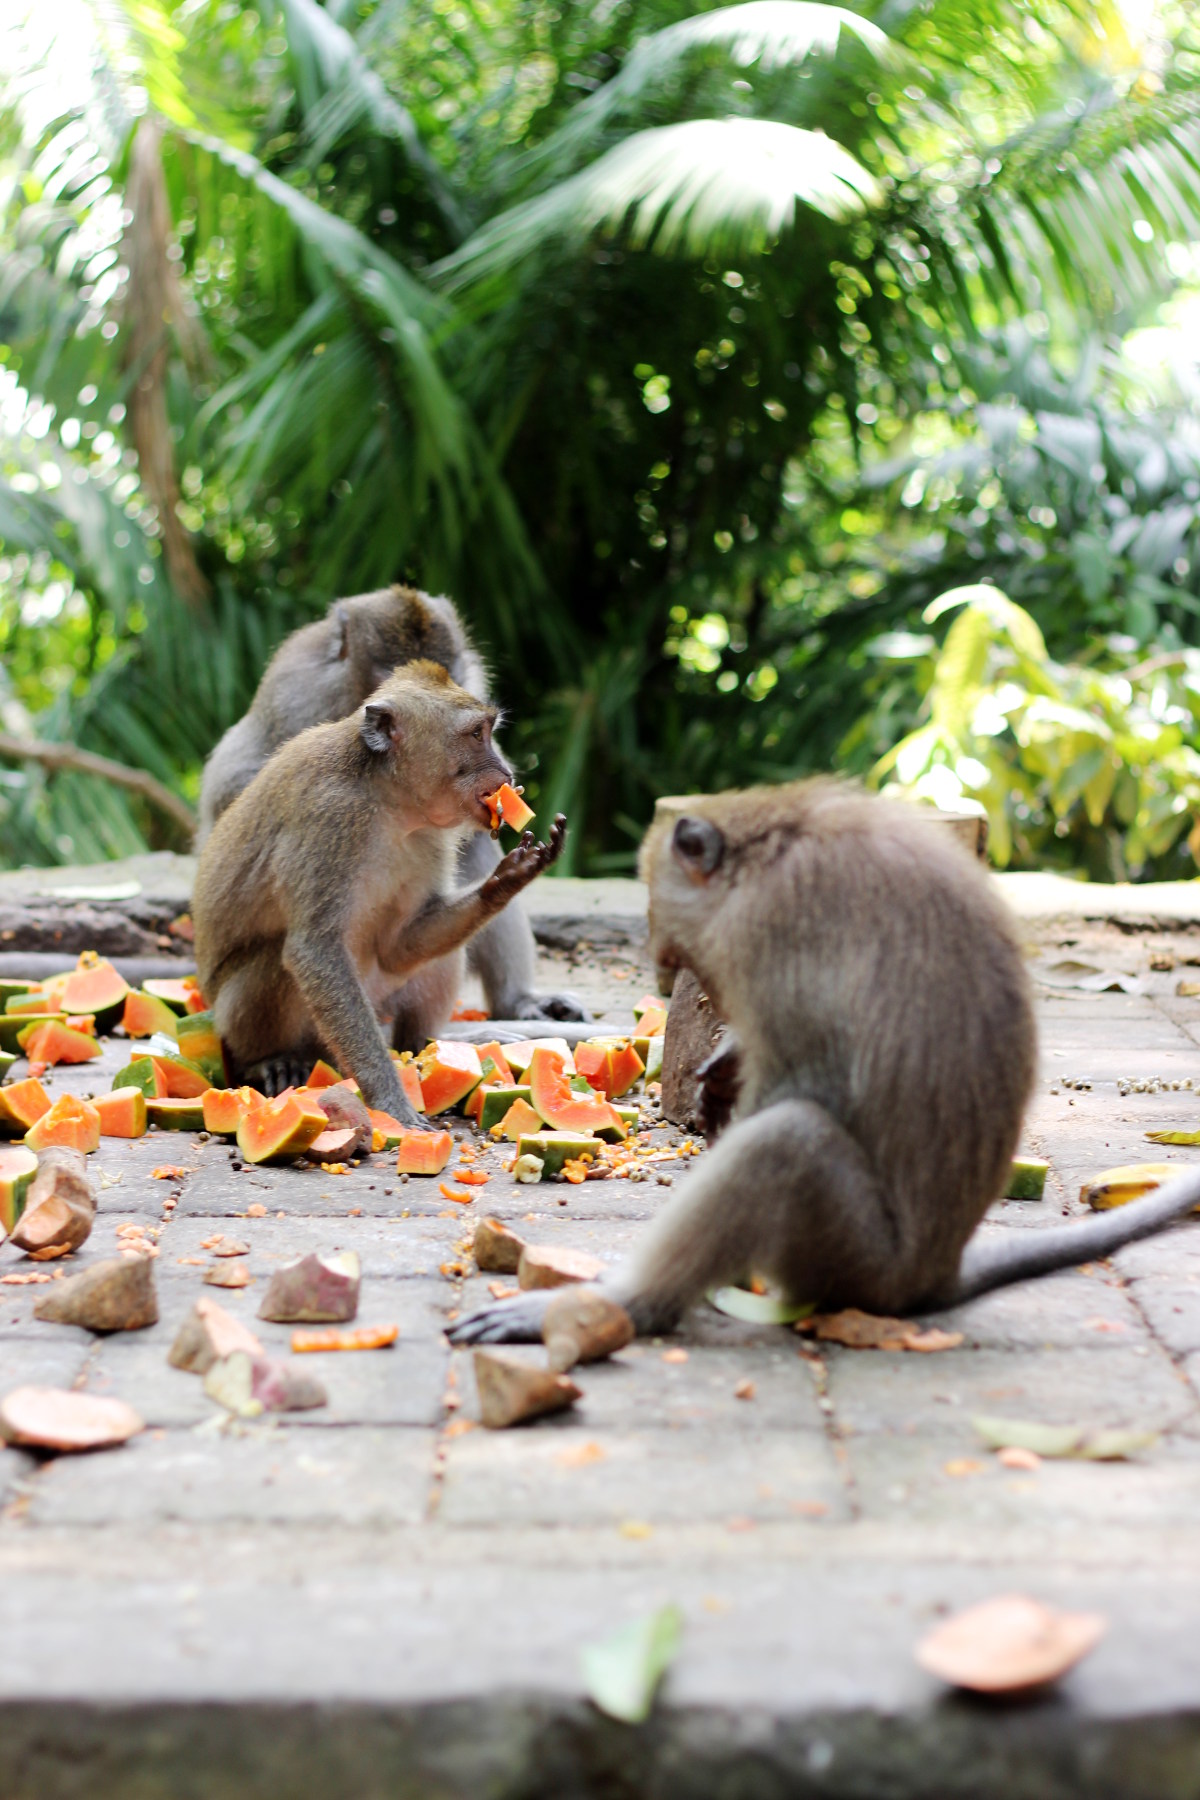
xmin=471 ymin=723 xmax=484 ymax=741
xmin=672 ymin=816 xmax=725 ymax=878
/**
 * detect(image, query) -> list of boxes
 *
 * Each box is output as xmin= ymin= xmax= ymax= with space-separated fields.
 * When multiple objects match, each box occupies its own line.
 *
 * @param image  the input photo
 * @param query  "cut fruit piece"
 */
xmin=6 ymin=993 xmax=61 ymax=1016
xmin=397 ymin=1061 xmax=424 ymax=1112
xmin=475 ymin=1041 xmax=516 ymax=1086
xmin=305 ymin=1058 xmax=343 ymax=1089
xmin=543 ymin=1289 xmax=634 ymax=1372
xmin=146 ymin=1097 xmax=206 ymax=1131
xmin=307 ymin=1086 xmax=371 ymax=1154
xmin=122 ymin=991 xmax=180 ymax=1041
xmin=45 ymin=954 xmax=129 ymax=1029
xmin=175 ymin=1011 xmax=225 ymax=1082
xmin=516 ymin=1130 xmax=605 ymax=1178
xmin=527 ymin=1046 xmax=627 ymax=1139
xmin=482 ymin=782 xmax=535 ymax=834
xmin=236 ymin=1092 xmax=327 ymax=1163
xmin=574 ymin=1042 xmax=613 ymax=1093
xmin=33 ymin=1254 xmax=158 ymax=1330
xmin=0 ymin=1387 xmax=143 ymax=1452
xmin=16 ymin=1020 xmax=102 ymax=1065
xmin=474 ymin=1217 xmax=525 ymax=1273
xmin=10 ymin=1147 xmax=96 ymax=1259
xmin=202 ymin=1086 xmax=264 ymax=1136
xmin=1079 ymin=1162 xmax=1195 ymax=1211
xmin=637 ymin=1003 xmax=668 ymax=1037
xmin=93 ymin=1088 xmax=148 ymax=1139
xmin=491 ymin=1096 xmax=543 ymax=1143
xmin=415 ymin=1040 xmax=483 ymax=1114
xmin=0 ymin=1077 xmax=51 ymax=1136
xmin=474 ymin=1348 xmax=579 ymax=1429
xmin=500 ymin=1037 xmax=575 ymax=1077
xmin=0 ymin=979 xmax=39 ymax=1003
xmin=1003 ymin=1157 xmax=1050 ymax=1201
xmin=0 ymin=1144 xmax=39 ymax=1232
xmin=395 ymin=1128 xmax=453 ymax=1176
xmin=112 ymin=1057 xmax=169 ymax=1098
xmin=257 ymin=1251 xmax=361 ymax=1324
xmin=0 ymin=1013 xmax=65 ymax=1055
xmin=25 ymin=1095 xmax=102 ymax=1154
xmin=607 ymin=1042 xmax=645 ymax=1099
xmin=476 ymin=1085 xmax=533 ymax=1132
xmin=142 ymin=977 xmax=195 ymax=1013
xmin=0 ymin=1052 xmax=14 ymax=1082
xmin=169 ymin=1297 xmax=263 ymax=1374
xmin=367 ymin=1109 xmax=408 ymax=1151
xmin=65 ymin=1015 xmax=96 ymax=1036
xmin=149 ymin=1055 xmax=212 ymax=1098
xmin=518 ymin=1242 xmax=605 ymax=1289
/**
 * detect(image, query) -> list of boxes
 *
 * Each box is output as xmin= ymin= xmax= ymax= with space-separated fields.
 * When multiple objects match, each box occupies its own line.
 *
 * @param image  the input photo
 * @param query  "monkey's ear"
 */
xmin=672 ymin=815 xmax=724 ymax=879
xmin=330 ymin=602 xmax=350 ymax=662
xmin=361 ymin=699 xmax=400 ymax=754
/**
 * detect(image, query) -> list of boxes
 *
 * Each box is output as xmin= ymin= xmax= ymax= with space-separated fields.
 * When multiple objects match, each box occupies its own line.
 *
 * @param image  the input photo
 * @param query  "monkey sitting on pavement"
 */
xmin=450 ymin=780 xmax=1200 ymax=1346
xmin=198 ymin=584 xmax=585 ymax=1029
xmin=193 ymin=662 xmax=566 ymax=1121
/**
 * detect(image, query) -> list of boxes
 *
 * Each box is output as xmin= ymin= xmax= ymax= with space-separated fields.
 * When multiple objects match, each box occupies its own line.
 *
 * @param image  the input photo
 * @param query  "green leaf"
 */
xmin=580 ymin=1605 xmax=683 ymax=1723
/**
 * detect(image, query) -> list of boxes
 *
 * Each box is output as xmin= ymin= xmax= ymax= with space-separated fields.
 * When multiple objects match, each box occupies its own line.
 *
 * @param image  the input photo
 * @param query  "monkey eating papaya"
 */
xmin=198 ymin=584 xmax=586 ymax=1027
xmin=450 ymin=780 xmax=1200 ymax=1347
xmin=193 ymin=661 xmax=567 ymax=1120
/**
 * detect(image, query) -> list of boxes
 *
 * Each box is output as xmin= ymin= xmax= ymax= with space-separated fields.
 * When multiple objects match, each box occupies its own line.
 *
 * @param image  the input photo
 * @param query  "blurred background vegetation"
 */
xmin=1 ymin=0 xmax=1199 ymax=877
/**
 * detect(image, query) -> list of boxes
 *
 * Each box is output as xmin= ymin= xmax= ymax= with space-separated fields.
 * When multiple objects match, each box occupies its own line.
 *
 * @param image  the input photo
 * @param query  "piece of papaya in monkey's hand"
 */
xmin=697 ymin=1032 xmax=742 ymax=1145
xmin=479 ymin=815 xmax=567 ymax=908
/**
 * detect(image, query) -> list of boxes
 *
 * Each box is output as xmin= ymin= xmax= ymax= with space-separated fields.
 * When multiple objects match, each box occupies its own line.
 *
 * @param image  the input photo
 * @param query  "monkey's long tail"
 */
xmin=946 ymin=1166 xmax=1200 ymax=1305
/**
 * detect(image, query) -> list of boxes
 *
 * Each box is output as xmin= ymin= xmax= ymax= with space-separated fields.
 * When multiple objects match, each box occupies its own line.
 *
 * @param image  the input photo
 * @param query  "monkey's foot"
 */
xmin=508 ymin=990 xmax=590 ymax=1023
xmin=446 ymin=1292 xmax=554 ymax=1344
xmin=481 ymin=815 xmax=568 ymax=907
xmin=245 ymin=1055 xmax=320 ymax=1098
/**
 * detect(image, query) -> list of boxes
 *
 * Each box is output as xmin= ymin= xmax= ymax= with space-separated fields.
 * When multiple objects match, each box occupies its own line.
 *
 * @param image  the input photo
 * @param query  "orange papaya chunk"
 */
xmin=25 ymin=1094 xmax=102 ymax=1155
xmin=0 ymin=1078 xmax=51 ymax=1136
xmin=49 ymin=954 xmax=129 ymax=1025
xmin=475 ymin=1041 xmax=516 ymax=1086
xmin=490 ymin=1096 xmax=543 ymax=1142
xmin=527 ymin=1046 xmax=627 ymax=1139
xmin=574 ymin=1042 xmax=613 ymax=1095
xmin=93 ymin=1088 xmax=148 ymax=1139
xmin=305 ymin=1059 xmax=343 ymax=1090
xmin=608 ymin=1041 xmax=645 ymax=1097
xmin=17 ymin=1020 xmax=102 ymax=1065
xmin=202 ymin=1087 xmax=264 ymax=1136
xmin=395 ymin=1129 xmax=453 ymax=1176
xmin=0 ymin=1143 xmax=39 ymax=1233
xmin=415 ymin=1040 xmax=483 ymax=1114
xmin=149 ymin=1055 xmax=212 ymax=1098
xmin=122 ymin=991 xmax=180 ymax=1041
xmin=482 ymin=782 xmax=534 ymax=834
xmin=236 ymin=1093 xmax=327 ymax=1164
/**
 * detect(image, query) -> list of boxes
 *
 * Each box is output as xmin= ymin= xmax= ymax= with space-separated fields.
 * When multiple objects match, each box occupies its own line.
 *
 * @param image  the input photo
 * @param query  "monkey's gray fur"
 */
xmin=450 ymin=780 xmax=1200 ymax=1347
xmin=198 ymin=584 xmax=585 ymax=1026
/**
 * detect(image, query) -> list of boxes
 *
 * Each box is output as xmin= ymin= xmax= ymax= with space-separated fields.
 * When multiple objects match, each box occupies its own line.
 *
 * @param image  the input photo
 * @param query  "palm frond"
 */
xmin=436 ymin=118 xmax=882 ymax=298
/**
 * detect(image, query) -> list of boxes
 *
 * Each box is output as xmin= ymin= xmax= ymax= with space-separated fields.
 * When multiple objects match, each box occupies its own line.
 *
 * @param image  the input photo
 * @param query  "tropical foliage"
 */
xmin=0 ymin=0 xmax=1198 ymax=872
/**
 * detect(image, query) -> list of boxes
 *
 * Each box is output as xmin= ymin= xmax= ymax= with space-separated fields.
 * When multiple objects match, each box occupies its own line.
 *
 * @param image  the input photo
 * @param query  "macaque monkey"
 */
xmin=450 ymin=780 xmax=1200 ymax=1346
xmin=193 ymin=662 xmax=567 ymax=1121
xmin=198 ymin=584 xmax=585 ymax=1025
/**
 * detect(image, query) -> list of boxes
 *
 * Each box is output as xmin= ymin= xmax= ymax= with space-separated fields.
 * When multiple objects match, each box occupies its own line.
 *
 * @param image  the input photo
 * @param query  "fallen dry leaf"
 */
xmin=916 ymin=1594 xmax=1106 ymax=1694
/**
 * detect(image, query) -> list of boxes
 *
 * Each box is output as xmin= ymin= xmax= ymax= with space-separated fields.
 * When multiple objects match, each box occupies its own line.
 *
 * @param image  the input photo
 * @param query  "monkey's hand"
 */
xmin=697 ymin=1031 xmax=742 ymax=1144
xmin=479 ymin=815 xmax=567 ymax=911
xmin=446 ymin=1289 xmax=556 ymax=1344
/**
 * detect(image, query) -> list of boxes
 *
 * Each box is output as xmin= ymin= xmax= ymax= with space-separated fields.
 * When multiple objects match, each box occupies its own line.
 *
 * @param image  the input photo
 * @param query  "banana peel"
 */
xmin=1079 ymin=1162 xmax=1200 ymax=1212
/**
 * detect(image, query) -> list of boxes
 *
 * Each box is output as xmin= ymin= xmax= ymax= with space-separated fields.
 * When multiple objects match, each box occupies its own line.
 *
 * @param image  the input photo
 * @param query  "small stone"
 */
xmin=33 ymin=1255 xmax=157 ymax=1332
xmin=473 ymin=1348 xmax=580 ymax=1428
xmin=543 ymin=1289 xmax=634 ymax=1372
xmin=474 ymin=1217 xmax=525 ymax=1274
xmin=518 ymin=1244 xmax=605 ymax=1291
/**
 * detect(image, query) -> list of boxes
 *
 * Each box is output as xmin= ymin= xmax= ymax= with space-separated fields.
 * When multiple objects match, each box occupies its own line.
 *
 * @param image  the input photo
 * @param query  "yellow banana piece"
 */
xmin=1079 ymin=1162 xmax=1196 ymax=1211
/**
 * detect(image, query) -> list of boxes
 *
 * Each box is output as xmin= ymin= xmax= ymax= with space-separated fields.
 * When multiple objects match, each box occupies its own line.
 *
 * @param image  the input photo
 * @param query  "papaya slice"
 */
xmin=0 ymin=1013 xmax=65 ymax=1056
xmin=122 ymin=991 xmax=180 ymax=1041
xmin=475 ymin=1042 xmax=516 ymax=1086
xmin=0 ymin=1078 xmax=51 ymax=1136
xmin=44 ymin=953 xmax=128 ymax=1029
xmin=608 ymin=1042 xmax=646 ymax=1097
xmin=482 ymin=782 xmax=534 ymax=834
xmin=516 ymin=1130 xmax=604 ymax=1177
xmin=237 ymin=1093 xmax=327 ymax=1164
xmin=17 ymin=1020 xmax=102 ymax=1065
xmin=5 ymin=993 xmax=62 ymax=1016
xmin=501 ymin=1037 xmax=576 ymax=1077
xmin=395 ymin=1129 xmax=453 ymax=1176
xmin=305 ymin=1059 xmax=343 ymax=1090
xmin=147 ymin=1097 xmax=207 ymax=1131
xmin=388 ymin=1059 xmax=425 ymax=1113
xmin=632 ymin=993 xmax=663 ymax=1020
xmin=112 ymin=1057 xmax=169 ymax=1099
xmin=476 ymin=1086 xmax=533 ymax=1131
xmin=202 ymin=1087 xmax=264 ymax=1136
xmin=149 ymin=1055 xmax=212 ymax=1098
xmin=0 ymin=980 xmax=39 ymax=1004
xmin=93 ymin=1088 xmax=148 ymax=1139
xmin=527 ymin=1047 xmax=627 ymax=1139
xmin=0 ymin=1052 xmax=14 ymax=1082
xmin=175 ymin=1010 xmax=225 ymax=1081
xmin=25 ymin=1095 xmax=102 ymax=1155
xmin=141 ymin=977 xmax=193 ymax=1013
xmin=0 ymin=1144 xmax=39 ymax=1233
xmin=66 ymin=1015 xmax=97 ymax=1037
xmin=490 ymin=1096 xmax=543 ymax=1142
xmin=415 ymin=1040 xmax=483 ymax=1114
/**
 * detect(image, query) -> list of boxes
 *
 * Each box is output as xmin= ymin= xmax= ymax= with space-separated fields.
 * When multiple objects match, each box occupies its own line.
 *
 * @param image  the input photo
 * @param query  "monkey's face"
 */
xmin=640 ymin=811 xmax=728 ymax=982
xmin=441 ymin=708 xmax=513 ymax=830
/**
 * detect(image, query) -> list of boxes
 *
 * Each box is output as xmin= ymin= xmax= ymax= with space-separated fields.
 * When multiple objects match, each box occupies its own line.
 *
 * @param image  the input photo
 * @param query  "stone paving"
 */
xmin=7 ymin=891 xmax=1200 ymax=1795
